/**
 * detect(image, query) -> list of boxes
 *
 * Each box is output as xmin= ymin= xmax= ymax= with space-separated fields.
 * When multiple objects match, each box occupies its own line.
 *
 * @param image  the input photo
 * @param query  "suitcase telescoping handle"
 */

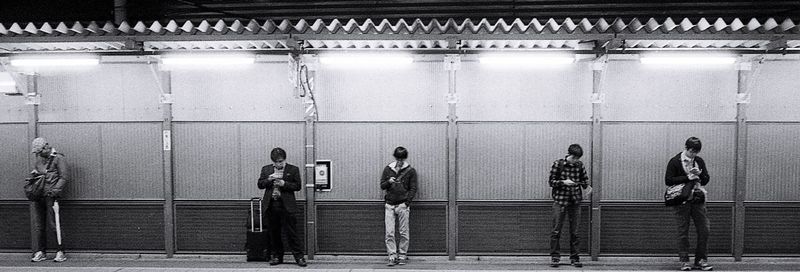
xmin=250 ymin=197 xmax=263 ymax=232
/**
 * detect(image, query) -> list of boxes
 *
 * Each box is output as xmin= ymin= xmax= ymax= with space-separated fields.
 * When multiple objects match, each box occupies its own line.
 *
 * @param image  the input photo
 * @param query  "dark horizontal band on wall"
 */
xmin=458 ymin=203 xmax=590 ymax=254
xmin=175 ymin=201 xmax=306 ymax=253
xmin=0 ymin=202 xmax=164 ymax=251
xmin=317 ymin=202 xmax=447 ymax=254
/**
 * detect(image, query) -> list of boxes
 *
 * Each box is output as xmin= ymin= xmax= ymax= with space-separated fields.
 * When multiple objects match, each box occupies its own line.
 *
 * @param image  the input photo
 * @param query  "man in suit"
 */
xmin=257 ymin=147 xmax=306 ymax=267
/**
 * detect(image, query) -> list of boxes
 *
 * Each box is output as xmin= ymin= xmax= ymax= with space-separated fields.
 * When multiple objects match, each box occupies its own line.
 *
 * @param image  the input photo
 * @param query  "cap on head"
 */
xmin=31 ymin=137 xmax=48 ymax=154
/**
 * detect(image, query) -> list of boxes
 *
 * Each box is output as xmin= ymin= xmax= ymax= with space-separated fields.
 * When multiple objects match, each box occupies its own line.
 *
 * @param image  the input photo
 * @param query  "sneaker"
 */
xmin=397 ymin=257 xmax=407 ymax=265
xmin=695 ymin=259 xmax=713 ymax=271
xmin=295 ymin=257 xmax=307 ymax=267
xmin=680 ymin=262 xmax=693 ymax=271
xmin=387 ymin=257 xmax=397 ymax=267
xmin=571 ymin=259 xmax=583 ymax=268
xmin=54 ymin=251 xmax=66 ymax=262
xmin=31 ymin=251 xmax=46 ymax=262
xmin=550 ymin=258 xmax=560 ymax=268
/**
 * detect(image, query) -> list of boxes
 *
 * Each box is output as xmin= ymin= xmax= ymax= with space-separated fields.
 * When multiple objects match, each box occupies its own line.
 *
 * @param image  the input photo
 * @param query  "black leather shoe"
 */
xmin=269 ymin=257 xmax=283 ymax=265
xmin=295 ymin=257 xmax=307 ymax=267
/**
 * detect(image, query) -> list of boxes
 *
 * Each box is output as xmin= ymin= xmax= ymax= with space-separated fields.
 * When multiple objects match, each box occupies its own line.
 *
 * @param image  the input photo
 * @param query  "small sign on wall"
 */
xmin=162 ymin=130 xmax=171 ymax=151
xmin=315 ymin=160 xmax=331 ymax=191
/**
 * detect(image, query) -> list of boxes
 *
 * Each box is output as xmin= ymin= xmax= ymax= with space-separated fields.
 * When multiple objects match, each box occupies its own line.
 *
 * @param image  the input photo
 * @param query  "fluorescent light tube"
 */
xmin=10 ymin=58 xmax=99 ymax=67
xmin=640 ymin=56 xmax=736 ymax=65
xmin=479 ymin=55 xmax=575 ymax=67
xmin=0 ymin=72 xmax=16 ymax=87
xmin=161 ymin=55 xmax=255 ymax=66
xmin=319 ymin=54 xmax=414 ymax=67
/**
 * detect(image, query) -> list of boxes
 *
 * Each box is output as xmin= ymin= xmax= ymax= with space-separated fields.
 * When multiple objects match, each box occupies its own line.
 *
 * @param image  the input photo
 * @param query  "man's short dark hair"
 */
xmin=393 ymin=146 xmax=408 ymax=160
xmin=270 ymin=147 xmax=287 ymax=162
xmin=685 ymin=137 xmax=702 ymax=152
xmin=568 ymin=144 xmax=583 ymax=158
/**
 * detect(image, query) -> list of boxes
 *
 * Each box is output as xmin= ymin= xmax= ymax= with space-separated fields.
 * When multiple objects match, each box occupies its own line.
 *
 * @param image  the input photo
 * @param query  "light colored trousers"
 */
xmin=384 ymin=203 xmax=410 ymax=259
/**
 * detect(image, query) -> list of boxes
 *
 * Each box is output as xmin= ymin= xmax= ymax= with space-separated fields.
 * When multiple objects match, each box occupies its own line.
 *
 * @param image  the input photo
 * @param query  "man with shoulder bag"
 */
xmin=27 ymin=138 xmax=68 ymax=263
xmin=665 ymin=137 xmax=712 ymax=271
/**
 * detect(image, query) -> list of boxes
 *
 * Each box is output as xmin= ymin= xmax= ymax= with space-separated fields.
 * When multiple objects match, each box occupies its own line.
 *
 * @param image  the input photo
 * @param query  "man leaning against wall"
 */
xmin=27 ymin=137 xmax=68 ymax=263
xmin=380 ymin=146 xmax=418 ymax=266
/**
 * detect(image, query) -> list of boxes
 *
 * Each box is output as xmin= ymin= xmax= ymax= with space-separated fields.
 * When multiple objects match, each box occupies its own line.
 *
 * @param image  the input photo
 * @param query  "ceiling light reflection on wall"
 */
xmin=318 ymin=54 xmax=414 ymax=68
xmin=479 ymin=54 xmax=576 ymax=67
xmin=161 ymin=55 xmax=256 ymax=66
xmin=640 ymin=56 xmax=737 ymax=66
xmin=10 ymin=57 xmax=99 ymax=67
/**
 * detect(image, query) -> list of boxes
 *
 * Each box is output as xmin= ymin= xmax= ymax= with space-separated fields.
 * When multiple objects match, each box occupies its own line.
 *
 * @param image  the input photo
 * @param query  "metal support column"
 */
xmin=590 ymin=61 xmax=605 ymax=261
xmin=25 ymin=74 xmax=39 ymax=162
xmin=445 ymin=54 xmax=460 ymax=260
xmin=26 ymin=73 xmax=40 ymax=251
xmin=159 ymin=70 xmax=176 ymax=257
xmin=299 ymin=54 xmax=318 ymax=260
xmin=733 ymin=61 xmax=751 ymax=261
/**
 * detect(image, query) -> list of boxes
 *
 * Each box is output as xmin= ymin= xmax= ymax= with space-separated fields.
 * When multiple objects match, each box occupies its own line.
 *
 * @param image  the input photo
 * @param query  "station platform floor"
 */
xmin=1 ymin=254 xmax=799 ymax=271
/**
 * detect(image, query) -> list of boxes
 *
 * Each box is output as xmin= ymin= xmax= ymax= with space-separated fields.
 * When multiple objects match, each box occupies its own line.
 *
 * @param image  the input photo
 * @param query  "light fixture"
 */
xmin=479 ymin=54 xmax=576 ymax=67
xmin=10 ymin=57 xmax=99 ymax=67
xmin=318 ymin=54 xmax=414 ymax=68
xmin=640 ymin=56 xmax=736 ymax=66
xmin=161 ymin=55 xmax=256 ymax=66
xmin=0 ymin=72 xmax=19 ymax=95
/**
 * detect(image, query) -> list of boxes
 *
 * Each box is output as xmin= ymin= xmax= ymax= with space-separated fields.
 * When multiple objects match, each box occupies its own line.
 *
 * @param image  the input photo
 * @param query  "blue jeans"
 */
xmin=550 ymin=202 xmax=580 ymax=261
xmin=385 ymin=203 xmax=410 ymax=260
xmin=673 ymin=202 xmax=710 ymax=263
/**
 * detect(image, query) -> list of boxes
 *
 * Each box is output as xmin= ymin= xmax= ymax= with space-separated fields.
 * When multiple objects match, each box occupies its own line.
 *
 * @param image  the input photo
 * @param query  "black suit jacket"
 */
xmin=257 ymin=163 xmax=302 ymax=213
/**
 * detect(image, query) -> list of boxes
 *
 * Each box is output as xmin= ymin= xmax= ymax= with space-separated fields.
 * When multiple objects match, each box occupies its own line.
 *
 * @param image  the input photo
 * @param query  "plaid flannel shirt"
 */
xmin=548 ymin=158 xmax=589 ymax=206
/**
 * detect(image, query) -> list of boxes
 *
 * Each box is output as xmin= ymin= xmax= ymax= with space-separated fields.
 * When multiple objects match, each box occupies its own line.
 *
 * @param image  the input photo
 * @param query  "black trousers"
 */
xmin=267 ymin=199 xmax=304 ymax=259
xmin=31 ymin=197 xmax=64 ymax=252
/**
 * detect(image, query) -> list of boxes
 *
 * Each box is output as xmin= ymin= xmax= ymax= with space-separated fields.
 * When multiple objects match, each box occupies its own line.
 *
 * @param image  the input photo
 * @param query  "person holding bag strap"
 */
xmin=380 ymin=146 xmax=418 ymax=267
xmin=664 ymin=137 xmax=712 ymax=271
xmin=28 ymin=138 xmax=69 ymax=263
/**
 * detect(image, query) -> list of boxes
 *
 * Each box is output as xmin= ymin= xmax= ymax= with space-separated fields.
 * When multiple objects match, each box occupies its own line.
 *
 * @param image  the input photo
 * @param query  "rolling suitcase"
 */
xmin=246 ymin=197 xmax=269 ymax=262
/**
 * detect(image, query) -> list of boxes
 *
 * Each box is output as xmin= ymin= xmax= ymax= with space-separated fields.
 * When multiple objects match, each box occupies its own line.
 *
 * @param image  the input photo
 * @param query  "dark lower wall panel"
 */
xmin=0 ymin=202 xmax=164 ymax=251
xmin=600 ymin=203 xmax=732 ymax=255
xmin=60 ymin=203 xmax=165 ymax=250
xmin=317 ymin=202 xmax=446 ymax=254
xmin=458 ymin=203 xmax=590 ymax=254
xmin=0 ymin=203 xmax=31 ymax=249
xmin=176 ymin=201 xmax=305 ymax=252
xmin=744 ymin=205 xmax=800 ymax=255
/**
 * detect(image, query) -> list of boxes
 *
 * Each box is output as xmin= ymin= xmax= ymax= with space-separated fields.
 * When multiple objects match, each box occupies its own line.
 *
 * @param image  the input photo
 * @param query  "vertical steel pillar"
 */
xmin=445 ymin=54 xmax=460 ymax=260
xmin=733 ymin=61 xmax=751 ymax=261
xmin=590 ymin=61 xmax=605 ymax=261
xmin=26 ymin=73 xmax=40 ymax=251
xmin=300 ymin=55 xmax=318 ymax=260
xmin=159 ymin=70 xmax=176 ymax=257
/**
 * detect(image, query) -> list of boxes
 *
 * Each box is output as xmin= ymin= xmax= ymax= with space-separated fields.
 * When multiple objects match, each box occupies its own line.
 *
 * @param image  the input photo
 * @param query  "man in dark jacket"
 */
xmin=665 ymin=137 xmax=712 ymax=271
xmin=257 ymin=147 xmax=306 ymax=267
xmin=28 ymin=137 xmax=68 ymax=263
xmin=379 ymin=146 xmax=417 ymax=266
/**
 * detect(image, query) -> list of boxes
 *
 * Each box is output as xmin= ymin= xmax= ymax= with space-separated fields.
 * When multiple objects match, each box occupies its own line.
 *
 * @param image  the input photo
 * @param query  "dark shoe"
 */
xmin=295 ymin=257 xmax=307 ymax=267
xmin=397 ymin=257 xmax=407 ymax=265
xmin=269 ymin=257 xmax=283 ymax=265
xmin=571 ymin=259 xmax=583 ymax=268
xmin=680 ymin=262 xmax=692 ymax=271
xmin=695 ymin=259 xmax=713 ymax=271
xmin=550 ymin=258 xmax=560 ymax=267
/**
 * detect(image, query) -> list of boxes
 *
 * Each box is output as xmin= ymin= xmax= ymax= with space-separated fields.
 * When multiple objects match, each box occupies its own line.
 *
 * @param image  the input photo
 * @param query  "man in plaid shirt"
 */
xmin=548 ymin=144 xmax=589 ymax=268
